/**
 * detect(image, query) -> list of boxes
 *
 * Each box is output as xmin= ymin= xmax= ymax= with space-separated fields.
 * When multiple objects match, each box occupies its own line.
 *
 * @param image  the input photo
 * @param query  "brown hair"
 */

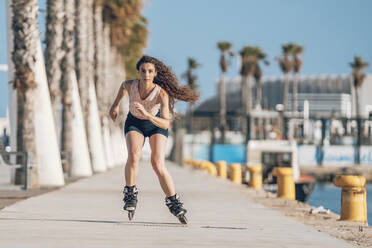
xmin=136 ymin=55 xmax=199 ymax=118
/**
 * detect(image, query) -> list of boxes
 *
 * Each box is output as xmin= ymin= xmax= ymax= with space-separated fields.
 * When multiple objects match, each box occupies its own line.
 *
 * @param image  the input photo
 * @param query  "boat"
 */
xmin=246 ymin=140 xmax=315 ymax=202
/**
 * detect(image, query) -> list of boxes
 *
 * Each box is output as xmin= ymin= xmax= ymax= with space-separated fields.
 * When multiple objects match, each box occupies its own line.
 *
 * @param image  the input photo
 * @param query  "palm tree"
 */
xmin=276 ymin=44 xmax=294 ymax=112
xmin=350 ymin=56 xmax=369 ymax=117
xmin=102 ymin=0 xmax=148 ymax=79
xmin=11 ymin=0 xmax=40 ymax=187
xmin=217 ymin=41 xmax=233 ymax=143
xmin=182 ymin=58 xmax=200 ymax=111
xmin=182 ymin=58 xmax=200 ymax=132
xmin=253 ymin=49 xmax=269 ymax=109
xmin=45 ymin=0 xmax=64 ymax=126
xmin=75 ymin=0 xmax=89 ymax=122
xmin=60 ymin=0 xmax=93 ymax=176
xmin=291 ymin=44 xmax=304 ymax=113
xmin=60 ymin=0 xmax=74 ymax=174
xmin=350 ymin=56 xmax=369 ymax=165
xmin=239 ymin=46 xmax=259 ymax=117
xmin=93 ymin=0 xmax=105 ymax=121
xmin=87 ymin=0 xmax=107 ymax=172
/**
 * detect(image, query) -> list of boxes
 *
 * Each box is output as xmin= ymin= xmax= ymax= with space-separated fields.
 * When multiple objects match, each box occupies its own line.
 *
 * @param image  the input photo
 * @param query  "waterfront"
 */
xmin=307 ymin=183 xmax=372 ymax=224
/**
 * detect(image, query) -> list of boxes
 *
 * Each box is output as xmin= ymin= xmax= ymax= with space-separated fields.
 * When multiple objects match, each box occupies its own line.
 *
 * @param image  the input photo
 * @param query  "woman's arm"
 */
xmin=109 ymin=80 xmax=130 ymax=121
xmin=132 ymin=89 xmax=171 ymax=129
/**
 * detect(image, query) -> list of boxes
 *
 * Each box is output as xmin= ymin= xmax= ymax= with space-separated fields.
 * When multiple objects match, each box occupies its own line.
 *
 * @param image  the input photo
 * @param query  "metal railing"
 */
xmin=0 ymin=151 xmax=32 ymax=190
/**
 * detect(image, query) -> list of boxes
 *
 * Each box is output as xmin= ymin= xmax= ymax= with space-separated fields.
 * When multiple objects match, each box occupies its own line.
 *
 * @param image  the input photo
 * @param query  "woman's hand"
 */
xmin=132 ymin=102 xmax=150 ymax=119
xmin=109 ymin=105 xmax=119 ymax=121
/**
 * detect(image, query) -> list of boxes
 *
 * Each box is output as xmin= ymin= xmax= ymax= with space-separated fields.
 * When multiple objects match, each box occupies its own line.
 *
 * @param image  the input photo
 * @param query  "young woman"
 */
xmin=109 ymin=55 xmax=199 ymax=223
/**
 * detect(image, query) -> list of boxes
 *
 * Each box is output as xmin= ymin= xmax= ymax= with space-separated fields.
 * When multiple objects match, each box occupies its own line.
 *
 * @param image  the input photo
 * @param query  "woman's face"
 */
xmin=139 ymin=63 xmax=157 ymax=83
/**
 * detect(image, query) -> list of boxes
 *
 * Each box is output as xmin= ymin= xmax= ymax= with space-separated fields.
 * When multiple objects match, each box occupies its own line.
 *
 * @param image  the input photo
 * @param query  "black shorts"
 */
xmin=124 ymin=111 xmax=169 ymax=138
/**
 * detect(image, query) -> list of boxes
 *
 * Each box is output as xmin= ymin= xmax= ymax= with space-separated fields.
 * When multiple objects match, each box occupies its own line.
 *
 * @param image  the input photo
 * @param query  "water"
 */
xmin=307 ymin=183 xmax=372 ymax=224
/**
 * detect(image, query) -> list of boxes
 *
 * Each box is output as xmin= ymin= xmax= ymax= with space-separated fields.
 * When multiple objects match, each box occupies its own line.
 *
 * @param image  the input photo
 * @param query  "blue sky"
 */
xmin=1 ymin=0 xmax=372 ymax=117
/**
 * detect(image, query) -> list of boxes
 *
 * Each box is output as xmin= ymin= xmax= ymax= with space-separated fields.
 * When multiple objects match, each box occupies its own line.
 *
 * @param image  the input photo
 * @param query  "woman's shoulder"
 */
xmin=121 ymin=79 xmax=139 ymax=91
xmin=158 ymin=88 xmax=169 ymax=102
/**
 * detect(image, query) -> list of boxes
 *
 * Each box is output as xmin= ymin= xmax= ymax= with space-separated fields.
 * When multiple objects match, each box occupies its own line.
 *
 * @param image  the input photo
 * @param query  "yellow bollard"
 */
xmin=194 ymin=160 xmax=202 ymax=169
xmin=333 ymin=175 xmax=367 ymax=223
xmin=229 ymin=163 xmax=242 ymax=184
xmin=247 ymin=165 xmax=262 ymax=189
xmin=200 ymin=161 xmax=207 ymax=170
xmin=215 ymin=161 xmax=227 ymax=179
xmin=273 ymin=167 xmax=295 ymax=200
xmin=205 ymin=161 xmax=217 ymax=176
xmin=183 ymin=158 xmax=192 ymax=166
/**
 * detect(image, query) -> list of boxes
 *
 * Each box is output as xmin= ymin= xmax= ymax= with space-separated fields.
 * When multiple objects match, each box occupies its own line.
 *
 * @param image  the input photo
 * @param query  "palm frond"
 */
xmin=217 ymin=41 xmax=232 ymax=52
xmin=350 ymin=56 xmax=369 ymax=70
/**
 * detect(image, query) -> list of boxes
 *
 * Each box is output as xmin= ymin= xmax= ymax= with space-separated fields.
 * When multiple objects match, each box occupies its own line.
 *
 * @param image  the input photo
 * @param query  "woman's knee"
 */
xmin=151 ymin=157 xmax=165 ymax=176
xmin=127 ymin=150 xmax=141 ymax=164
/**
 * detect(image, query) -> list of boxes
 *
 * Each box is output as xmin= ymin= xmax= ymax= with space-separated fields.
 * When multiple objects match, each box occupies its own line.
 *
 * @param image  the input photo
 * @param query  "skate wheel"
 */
xmin=178 ymin=215 xmax=187 ymax=225
xmin=128 ymin=210 xmax=135 ymax=221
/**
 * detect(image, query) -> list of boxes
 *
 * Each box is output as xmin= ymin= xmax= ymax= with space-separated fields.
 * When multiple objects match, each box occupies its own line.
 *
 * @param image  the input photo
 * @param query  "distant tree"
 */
xmin=350 ymin=56 xmax=369 ymax=117
xmin=253 ymin=49 xmax=269 ymax=109
xmin=291 ymin=44 xmax=304 ymax=113
xmin=182 ymin=58 xmax=200 ymax=110
xmin=276 ymin=44 xmax=294 ymax=112
xmin=217 ymin=41 xmax=234 ymax=143
xmin=239 ymin=46 xmax=260 ymax=116
xmin=183 ymin=58 xmax=200 ymax=91
xmin=182 ymin=58 xmax=200 ymax=132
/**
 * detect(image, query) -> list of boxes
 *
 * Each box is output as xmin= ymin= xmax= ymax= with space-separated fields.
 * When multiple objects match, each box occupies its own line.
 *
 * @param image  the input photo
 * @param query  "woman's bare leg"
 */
xmin=125 ymin=131 xmax=145 ymax=186
xmin=149 ymin=134 xmax=175 ymax=197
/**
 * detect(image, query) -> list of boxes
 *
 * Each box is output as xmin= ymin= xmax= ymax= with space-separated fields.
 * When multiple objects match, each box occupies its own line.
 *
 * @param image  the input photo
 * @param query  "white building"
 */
xmin=196 ymin=74 xmax=372 ymax=118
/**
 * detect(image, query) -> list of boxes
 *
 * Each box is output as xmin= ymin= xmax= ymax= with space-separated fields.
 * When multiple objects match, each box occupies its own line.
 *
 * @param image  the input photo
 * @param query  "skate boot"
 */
xmin=123 ymin=185 xmax=138 ymax=220
xmin=165 ymin=194 xmax=188 ymax=224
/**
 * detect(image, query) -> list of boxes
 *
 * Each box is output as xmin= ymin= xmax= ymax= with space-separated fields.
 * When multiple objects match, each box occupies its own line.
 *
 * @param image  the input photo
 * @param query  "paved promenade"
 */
xmin=0 ymin=160 xmax=353 ymax=247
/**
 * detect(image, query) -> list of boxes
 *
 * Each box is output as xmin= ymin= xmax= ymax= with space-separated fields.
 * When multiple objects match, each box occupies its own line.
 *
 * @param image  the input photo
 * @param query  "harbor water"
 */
xmin=307 ymin=183 xmax=372 ymax=224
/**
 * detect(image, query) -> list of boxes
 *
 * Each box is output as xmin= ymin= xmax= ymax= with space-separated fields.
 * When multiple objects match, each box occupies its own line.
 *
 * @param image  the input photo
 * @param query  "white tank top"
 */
xmin=129 ymin=79 xmax=161 ymax=119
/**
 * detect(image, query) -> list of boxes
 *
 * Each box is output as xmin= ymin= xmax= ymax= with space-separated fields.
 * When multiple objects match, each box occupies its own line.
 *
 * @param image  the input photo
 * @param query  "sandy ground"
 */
xmin=241 ymin=186 xmax=372 ymax=248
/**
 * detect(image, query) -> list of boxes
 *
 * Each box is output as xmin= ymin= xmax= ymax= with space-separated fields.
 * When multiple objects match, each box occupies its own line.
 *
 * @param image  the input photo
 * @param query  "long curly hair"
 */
xmin=136 ymin=55 xmax=199 ymax=118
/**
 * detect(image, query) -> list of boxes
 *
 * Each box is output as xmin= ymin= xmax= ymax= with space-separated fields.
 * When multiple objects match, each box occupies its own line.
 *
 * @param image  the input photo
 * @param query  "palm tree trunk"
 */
xmin=355 ymin=87 xmax=361 ymax=118
xmin=247 ymin=76 xmax=253 ymax=139
xmin=219 ymin=73 xmax=227 ymax=143
xmin=87 ymin=0 xmax=106 ymax=172
xmin=241 ymin=76 xmax=247 ymax=133
xmin=75 ymin=0 xmax=89 ymax=123
xmin=45 ymin=0 xmax=64 ymax=128
xmin=355 ymin=86 xmax=361 ymax=164
xmin=283 ymin=73 xmax=290 ymax=112
xmin=256 ymin=80 xmax=262 ymax=109
xmin=93 ymin=2 xmax=105 ymax=121
xmin=247 ymin=76 xmax=253 ymax=114
xmin=12 ymin=0 xmax=39 ymax=188
xmin=60 ymin=0 xmax=75 ymax=173
xmin=293 ymin=72 xmax=299 ymax=113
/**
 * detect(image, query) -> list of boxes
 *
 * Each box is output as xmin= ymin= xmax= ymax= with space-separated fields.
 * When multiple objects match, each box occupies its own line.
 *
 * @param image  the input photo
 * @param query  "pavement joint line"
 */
xmin=0 ymin=217 xmax=248 ymax=230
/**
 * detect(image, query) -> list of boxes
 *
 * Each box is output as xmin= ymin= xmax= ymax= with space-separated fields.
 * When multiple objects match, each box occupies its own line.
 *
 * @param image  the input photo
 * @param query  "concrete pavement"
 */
xmin=0 ymin=160 xmax=353 ymax=247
